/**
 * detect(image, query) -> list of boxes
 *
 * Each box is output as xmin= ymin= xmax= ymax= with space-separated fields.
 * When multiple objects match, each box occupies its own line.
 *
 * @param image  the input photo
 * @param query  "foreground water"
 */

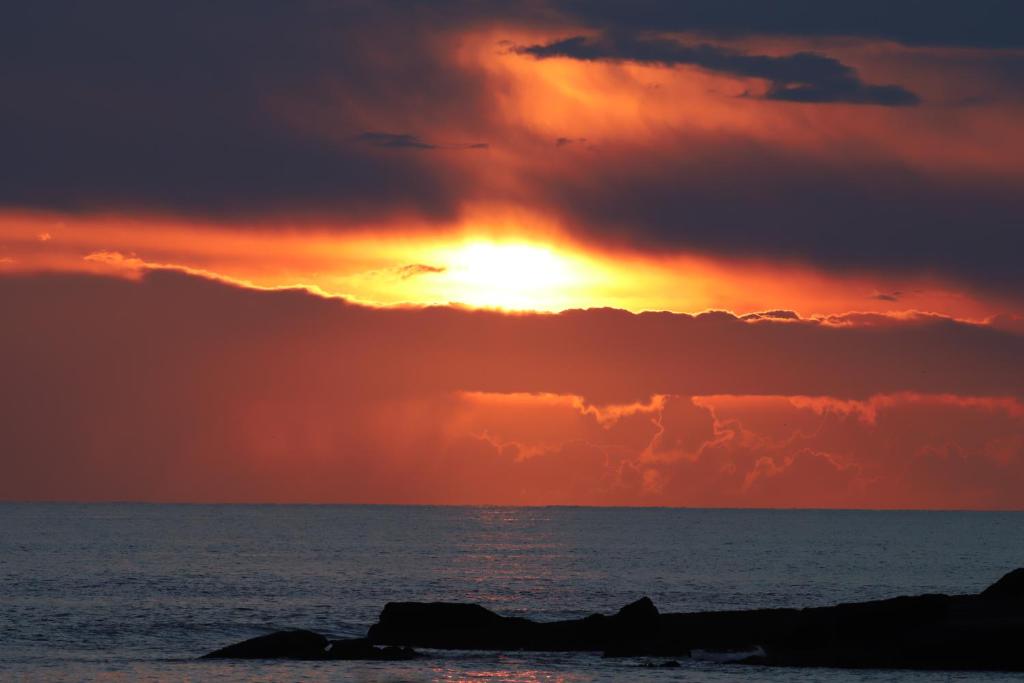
xmin=2 ymin=504 xmax=1023 ymax=682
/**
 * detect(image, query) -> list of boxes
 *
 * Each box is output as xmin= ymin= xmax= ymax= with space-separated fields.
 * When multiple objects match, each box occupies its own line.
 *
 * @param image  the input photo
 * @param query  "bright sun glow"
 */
xmin=437 ymin=241 xmax=590 ymax=311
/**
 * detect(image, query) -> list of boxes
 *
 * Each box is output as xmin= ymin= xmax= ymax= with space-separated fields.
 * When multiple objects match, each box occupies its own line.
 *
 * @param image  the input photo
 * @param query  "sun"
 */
xmin=437 ymin=241 xmax=591 ymax=311
xmin=330 ymin=233 xmax=654 ymax=312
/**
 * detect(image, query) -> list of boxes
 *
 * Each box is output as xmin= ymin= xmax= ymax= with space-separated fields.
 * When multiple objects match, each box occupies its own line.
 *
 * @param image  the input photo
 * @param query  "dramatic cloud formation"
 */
xmin=2 ymin=270 xmax=1022 ymax=505
xmin=1 ymin=2 xmax=1021 ymax=507
xmin=0 ymin=2 xmax=491 ymax=219
xmin=550 ymin=0 xmax=1024 ymax=48
xmin=517 ymin=33 xmax=920 ymax=105
xmin=356 ymin=132 xmax=489 ymax=150
xmin=1 ymin=1 xmax=1021 ymax=293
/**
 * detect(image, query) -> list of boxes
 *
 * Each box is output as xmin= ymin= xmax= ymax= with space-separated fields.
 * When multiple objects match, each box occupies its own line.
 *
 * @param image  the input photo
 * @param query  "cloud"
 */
xmin=357 ymin=132 xmax=437 ymax=149
xmin=4 ymin=269 xmax=1019 ymax=404
xmin=356 ymin=132 xmax=489 ymax=150
xmin=517 ymin=33 xmax=919 ymax=106
xmin=527 ymin=134 xmax=1024 ymax=291
xmin=990 ymin=313 xmax=1024 ymax=335
xmin=1 ymin=269 xmax=1022 ymax=505
xmin=548 ymin=0 xmax=1024 ymax=49
xmin=741 ymin=310 xmax=801 ymax=321
xmin=395 ymin=263 xmax=447 ymax=279
xmin=0 ymin=2 xmax=491 ymax=219
xmin=0 ymin=1 xmax=1020 ymax=295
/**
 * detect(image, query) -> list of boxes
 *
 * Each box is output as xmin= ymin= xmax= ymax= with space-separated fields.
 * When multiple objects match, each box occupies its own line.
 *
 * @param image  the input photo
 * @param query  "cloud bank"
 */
xmin=517 ymin=33 xmax=920 ymax=105
xmin=2 ymin=270 xmax=1022 ymax=506
xmin=1 ymin=1 xmax=1022 ymax=294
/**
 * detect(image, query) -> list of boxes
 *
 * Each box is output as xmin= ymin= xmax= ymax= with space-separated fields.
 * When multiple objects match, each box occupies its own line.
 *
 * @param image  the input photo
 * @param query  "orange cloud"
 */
xmin=2 ymin=269 xmax=1022 ymax=507
xmin=0 ymin=210 xmax=1014 ymax=320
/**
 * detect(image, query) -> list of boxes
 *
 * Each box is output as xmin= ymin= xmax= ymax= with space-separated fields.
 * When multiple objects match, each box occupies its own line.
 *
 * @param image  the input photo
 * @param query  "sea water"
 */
xmin=2 ymin=504 xmax=1022 ymax=682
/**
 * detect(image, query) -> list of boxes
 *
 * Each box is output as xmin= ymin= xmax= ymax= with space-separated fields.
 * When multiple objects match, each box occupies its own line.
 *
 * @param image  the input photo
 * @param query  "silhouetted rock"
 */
xmin=365 ymin=569 xmax=1024 ymax=670
xmin=368 ymin=597 xmax=660 ymax=653
xmin=981 ymin=567 xmax=1024 ymax=599
xmin=602 ymin=597 xmax=661 ymax=656
xmin=202 ymin=629 xmax=328 ymax=659
xmin=733 ymin=569 xmax=1024 ymax=670
xmin=204 ymin=569 xmax=1024 ymax=671
xmin=203 ymin=632 xmax=418 ymax=661
xmin=327 ymin=638 xmax=417 ymax=661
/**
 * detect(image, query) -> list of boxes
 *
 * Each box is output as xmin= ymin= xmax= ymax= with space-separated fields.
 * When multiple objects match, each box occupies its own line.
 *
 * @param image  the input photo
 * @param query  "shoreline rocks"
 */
xmin=202 ymin=568 xmax=1024 ymax=671
xmin=202 ymin=632 xmax=417 ymax=661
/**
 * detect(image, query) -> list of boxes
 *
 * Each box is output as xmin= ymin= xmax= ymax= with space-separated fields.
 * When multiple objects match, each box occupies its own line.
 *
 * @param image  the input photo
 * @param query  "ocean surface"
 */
xmin=2 ymin=504 xmax=1023 ymax=682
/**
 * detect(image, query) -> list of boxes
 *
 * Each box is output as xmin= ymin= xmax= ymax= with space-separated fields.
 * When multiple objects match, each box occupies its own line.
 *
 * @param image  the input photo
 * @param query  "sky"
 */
xmin=2 ymin=0 xmax=1023 ymax=507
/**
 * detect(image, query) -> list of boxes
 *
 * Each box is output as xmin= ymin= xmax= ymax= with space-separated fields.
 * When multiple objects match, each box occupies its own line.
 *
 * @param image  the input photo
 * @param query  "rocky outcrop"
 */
xmin=365 ymin=569 xmax=1024 ymax=670
xmin=203 ymin=629 xmax=329 ymax=659
xmin=203 ymin=569 xmax=1024 ymax=671
xmin=366 ymin=597 xmax=660 ymax=653
xmin=744 ymin=588 xmax=1024 ymax=670
xmin=981 ymin=567 xmax=1024 ymax=598
xmin=203 ymin=632 xmax=416 ymax=661
xmin=326 ymin=638 xmax=417 ymax=661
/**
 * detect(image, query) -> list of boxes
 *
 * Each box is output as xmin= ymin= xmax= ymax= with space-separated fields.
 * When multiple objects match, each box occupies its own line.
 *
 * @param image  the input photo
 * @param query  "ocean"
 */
xmin=1 ymin=504 xmax=1022 ymax=682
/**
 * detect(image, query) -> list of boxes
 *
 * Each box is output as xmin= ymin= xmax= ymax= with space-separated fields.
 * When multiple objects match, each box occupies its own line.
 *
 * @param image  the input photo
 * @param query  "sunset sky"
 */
xmin=2 ymin=1 xmax=1023 ymax=507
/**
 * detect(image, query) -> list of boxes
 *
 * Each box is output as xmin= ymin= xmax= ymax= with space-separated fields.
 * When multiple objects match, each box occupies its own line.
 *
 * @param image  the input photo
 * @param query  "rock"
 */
xmin=327 ymin=638 xmax=417 ymax=661
xmin=656 ymin=607 xmax=796 ymax=655
xmin=378 ymin=644 xmax=418 ymax=660
xmin=368 ymin=597 xmax=662 ymax=654
xmin=981 ymin=568 xmax=1024 ymax=599
xmin=616 ymin=596 xmax=658 ymax=623
xmin=601 ymin=597 xmax=662 ymax=656
xmin=204 ymin=568 xmax=1024 ymax=671
xmin=202 ymin=629 xmax=328 ymax=659
xmin=367 ymin=602 xmax=532 ymax=650
xmin=203 ymin=631 xmax=418 ymax=661
xmin=736 ymin=569 xmax=1024 ymax=671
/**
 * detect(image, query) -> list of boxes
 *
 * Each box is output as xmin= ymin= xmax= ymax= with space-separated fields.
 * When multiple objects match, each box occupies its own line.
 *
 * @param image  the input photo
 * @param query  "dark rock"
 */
xmin=601 ymin=597 xmax=662 ymax=656
xmin=656 ymin=607 xmax=797 ymax=655
xmin=368 ymin=597 xmax=661 ymax=653
xmin=368 ymin=601 xmax=533 ymax=650
xmin=203 ymin=632 xmax=418 ymax=661
xmin=981 ymin=568 xmax=1024 ymax=599
xmin=202 ymin=629 xmax=328 ymax=659
xmin=737 ymin=569 xmax=1024 ymax=670
xmin=327 ymin=638 xmax=417 ymax=661
xmin=616 ymin=596 xmax=658 ymax=623
xmin=204 ymin=568 xmax=1024 ymax=671
xmin=365 ymin=568 xmax=1024 ymax=670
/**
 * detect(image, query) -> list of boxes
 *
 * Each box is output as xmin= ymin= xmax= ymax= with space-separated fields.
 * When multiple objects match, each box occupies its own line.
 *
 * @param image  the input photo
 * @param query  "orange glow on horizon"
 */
xmin=0 ymin=209 xmax=1016 ymax=321
xmin=396 ymin=239 xmax=619 ymax=311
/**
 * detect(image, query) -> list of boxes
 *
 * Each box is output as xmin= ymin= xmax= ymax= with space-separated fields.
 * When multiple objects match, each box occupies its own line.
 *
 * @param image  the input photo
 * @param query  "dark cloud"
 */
xmin=0 ymin=1 xmax=1019 ymax=293
xmin=549 ymin=0 xmax=1024 ymax=49
xmin=356 ymin=132 xmax=489 ymax=150
xmin=0 ymin=1 xmax=490 ymax=219
xmin=873 ymin=291 xmax=904 ymax=302
xmin=395 ymin=263 xmax=447 ymax=279
xmin=741 ymin=310 xmax=802 ymax=321
xmin=530 ymin=137 xmax=1024 ymax=290
xmin=357 ymin=132 xmax=438 ymax=149
xmin=518 ymin=33 xmax=919 ymax=106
